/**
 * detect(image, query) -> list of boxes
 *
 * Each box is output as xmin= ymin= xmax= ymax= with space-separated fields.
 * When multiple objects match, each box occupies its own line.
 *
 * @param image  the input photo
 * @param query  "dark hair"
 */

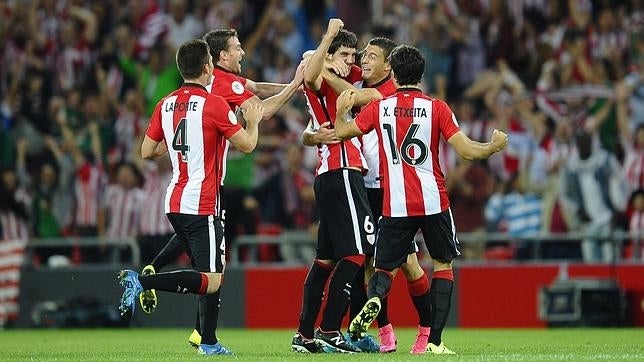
xmin=329 ymin=29 xmax=358 ymax=55
xmin=176 ymin=39 xmax=210 ymax=79
xmin=388 ymin=45 xmax=425 ymax=86
xmin=366 ymin=37 xmax=397 ymax=60
xmin=203 ymin=29 xmax=238 ymax=61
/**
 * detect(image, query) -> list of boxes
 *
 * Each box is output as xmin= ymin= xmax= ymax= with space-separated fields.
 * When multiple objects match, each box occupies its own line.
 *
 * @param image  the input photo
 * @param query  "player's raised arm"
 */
xmin=334 ymin=89 xmax=363 ymax=140
xmin=304 ymin=18 xmax=344 ymax=90
xmin=447 ymin=128 xmax=509 ymax=161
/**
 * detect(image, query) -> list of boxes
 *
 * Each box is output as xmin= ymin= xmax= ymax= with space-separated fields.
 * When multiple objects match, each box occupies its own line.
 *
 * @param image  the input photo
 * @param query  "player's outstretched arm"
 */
xmin=304 ymin=18 xmax=344 ymax=90
xmin=322 ymin=68 xmax=382 ymax=106
xmin=229 ymin=102 xmax=264 ymax=153
xmin=334 ymin=89 xmax=363 ymax=140
xmin=447 ymin=129 xmax=508 ymax=161
xmin=254 ymin=58 xmax=306 ymax=119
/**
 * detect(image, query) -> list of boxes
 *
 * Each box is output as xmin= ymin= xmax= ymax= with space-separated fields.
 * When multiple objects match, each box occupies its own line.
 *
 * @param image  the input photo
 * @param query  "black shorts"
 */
xmin=366 ymin=187 xmax=383 ymax=227
xmin=375 ymin=209 xmax=461 ymax=271
xmin=314 ymin=169 xmax=376 ymax=259
xmin=167 ymin=213 xmax=226 ymax=273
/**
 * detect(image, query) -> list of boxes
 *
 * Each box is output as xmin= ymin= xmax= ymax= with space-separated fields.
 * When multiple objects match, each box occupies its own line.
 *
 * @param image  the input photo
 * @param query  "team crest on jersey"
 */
xmin=231 ymin=81 xmax=244 ymax=95
xmin=228 ymin=110 xmax=237 ymax=124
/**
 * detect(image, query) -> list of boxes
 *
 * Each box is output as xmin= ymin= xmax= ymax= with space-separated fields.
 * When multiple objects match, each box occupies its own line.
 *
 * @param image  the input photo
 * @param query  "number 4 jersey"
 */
xmin=354 ymin=88 xmax=460 ymax=217
xmin=146 ymin=83 xmax=242 ymax=216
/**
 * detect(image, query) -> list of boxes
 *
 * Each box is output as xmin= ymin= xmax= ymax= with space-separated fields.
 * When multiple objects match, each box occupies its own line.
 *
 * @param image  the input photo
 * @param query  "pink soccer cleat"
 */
xmin=378 ymin=323 xmax=397 ymax=353
xmin=409 ymin=326 xmax=430 ymax=354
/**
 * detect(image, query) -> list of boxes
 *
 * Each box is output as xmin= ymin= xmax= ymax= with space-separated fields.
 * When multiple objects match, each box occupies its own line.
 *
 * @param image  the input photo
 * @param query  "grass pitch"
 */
xmin=0 ymin=328 xmax=642 ymax=361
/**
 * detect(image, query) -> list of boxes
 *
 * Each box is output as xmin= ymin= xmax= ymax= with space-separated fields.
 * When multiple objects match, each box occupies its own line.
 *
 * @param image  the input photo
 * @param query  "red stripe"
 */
xmin=0 ymin=281 xmax=20 ymax=288
xmin=433 ymin=269 xmax=454 ymax=281
xmin=313 ymin=259 xmax=334 ymax=271
xmin=169 ymin=92 xmax=190 ymax=212
xmin=199 ymin=99 xmax=218 ymax=214
xmin=407 ymin=273 xmax=429 ymax=296
xmin=343 ymin=254 xmax=365 ymax=265
xmin=198 ymin=272 xmax=209 ymax=294
xmin=0 ymin=265 xmax=23 ymax=273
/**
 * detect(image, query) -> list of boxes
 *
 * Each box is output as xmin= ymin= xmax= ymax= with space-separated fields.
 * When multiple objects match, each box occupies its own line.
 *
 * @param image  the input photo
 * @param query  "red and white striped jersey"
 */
xmin=146 ymin=83 xmax=242 ymax=216
xmin=304 ymin=65 xmax=367 ymax=175
xmin=208 ymin=65 xmax=255 ymax=186
xmin=104 ymin=184 xmax=145 ymax=239
xmin=74 ymin=162 xmax=106 ymax=227
xmin=356 ymin=76 xmax=397 ymax=188
xmin=355 ymin=88 xmax=460 ymax=217
xmin=139 ymin=162 xmax=174 ymax=236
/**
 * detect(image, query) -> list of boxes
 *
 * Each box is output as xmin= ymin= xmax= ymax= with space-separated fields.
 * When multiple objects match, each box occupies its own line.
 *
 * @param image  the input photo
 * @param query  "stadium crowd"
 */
xmin=0 ymin=0 xmax=643 ymax=277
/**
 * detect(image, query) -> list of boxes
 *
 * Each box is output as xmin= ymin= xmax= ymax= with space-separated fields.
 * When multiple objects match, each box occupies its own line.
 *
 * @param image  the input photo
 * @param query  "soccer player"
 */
xmin=138 ymin=28 xmax=305 ymax=347
xmin=321 ymin=37 xmax=433 ymax=353
xmin=334 ymin=45 xmax=508 ymax=355
xmin=116 ymin=39 xmax=264 ymax=356
xmin=291 ymin=18 xmax=370 ymax=354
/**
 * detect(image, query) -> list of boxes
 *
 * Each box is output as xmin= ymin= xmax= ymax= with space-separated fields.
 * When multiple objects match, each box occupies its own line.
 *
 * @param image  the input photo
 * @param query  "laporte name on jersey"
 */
xmin=164 ymin=101 xmax=200 ymax=112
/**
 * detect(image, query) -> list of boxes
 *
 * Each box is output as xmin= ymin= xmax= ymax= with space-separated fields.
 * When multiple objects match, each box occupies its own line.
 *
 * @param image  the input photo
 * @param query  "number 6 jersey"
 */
xmin=354 ymin=88 xmax=460 ymax=217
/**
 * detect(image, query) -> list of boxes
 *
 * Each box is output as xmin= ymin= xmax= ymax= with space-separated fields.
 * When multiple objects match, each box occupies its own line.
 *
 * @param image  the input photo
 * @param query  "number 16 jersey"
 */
xmin=354 ymin=88 xmax=461 ymax=217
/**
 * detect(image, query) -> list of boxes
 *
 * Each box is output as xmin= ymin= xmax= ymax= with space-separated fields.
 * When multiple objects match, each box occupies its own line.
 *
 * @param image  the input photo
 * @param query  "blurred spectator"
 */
xmin=485 ymin=172 xmax=543 ymax=259
xmin=165 ymin=0 xmax=204 ymax=50
xmin=100 ymin=162 xmax=144 ymax=262
xmin=560 ymin=129 xmax=628 ymax=262
xmin=136 ymin=156 xmax=175 ymax=265
xmin=138 ymin=44 xmax=182 ymax=117
xmin=0 ymin=165 xmax=30 ymax=327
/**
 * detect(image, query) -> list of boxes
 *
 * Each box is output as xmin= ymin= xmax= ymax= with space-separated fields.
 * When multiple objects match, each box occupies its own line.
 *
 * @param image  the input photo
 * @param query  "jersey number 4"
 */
xmin=383 ymin=123 xmax=428 ymax=166
xmin=172 ymin=118 xmax=190 ymax=162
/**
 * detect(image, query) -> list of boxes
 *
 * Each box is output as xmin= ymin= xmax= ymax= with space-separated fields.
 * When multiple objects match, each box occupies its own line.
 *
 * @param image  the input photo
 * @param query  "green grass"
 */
xmin=0 ymin=328 xmax=643 ymax=361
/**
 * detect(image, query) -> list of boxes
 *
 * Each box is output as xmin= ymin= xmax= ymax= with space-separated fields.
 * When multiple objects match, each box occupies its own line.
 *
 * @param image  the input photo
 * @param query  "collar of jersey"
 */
xmin=396 ymin=87 xmax=422 ymax=93
xmin=183 ymin=82 xmax=208 ymax=91
xmin=365 ymin=74 xmax=391 ymax=89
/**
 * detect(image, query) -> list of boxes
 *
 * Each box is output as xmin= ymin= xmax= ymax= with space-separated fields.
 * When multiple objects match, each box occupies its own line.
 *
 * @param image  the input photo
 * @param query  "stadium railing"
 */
xmin=24 ymin=237 xmax=140 ymax=267
xmin=231 ymin=229 xmax=643 ymax=264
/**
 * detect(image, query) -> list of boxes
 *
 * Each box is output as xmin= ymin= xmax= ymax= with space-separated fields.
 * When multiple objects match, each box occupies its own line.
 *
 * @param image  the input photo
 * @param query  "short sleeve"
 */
xmin=211 ymin=73 xmax=255 ymax=109
xmin=435 ymin=100 xmax=460 ymax=140
xmin=355 ymin=100 xmax=378 ymax=134
xmin=145 ymin=101 xmax=164 ymax=142
xmin=204 ymin=95 xmax=243 ymax=138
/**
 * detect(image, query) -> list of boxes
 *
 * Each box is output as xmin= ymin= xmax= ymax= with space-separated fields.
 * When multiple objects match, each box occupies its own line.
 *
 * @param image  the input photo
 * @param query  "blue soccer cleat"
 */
xmin=117 ymin=270 xmax=143 ymax=319
xmin=347 ymin=333 xmax=380 ymax=353
xmin=198 ymin=343 xmax=233 ymax=355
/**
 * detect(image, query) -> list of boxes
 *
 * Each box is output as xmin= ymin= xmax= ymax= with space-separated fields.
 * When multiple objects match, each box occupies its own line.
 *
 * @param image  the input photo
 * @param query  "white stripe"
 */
xmin=447 ymin=208 xmax=461 ymax=256
xmin=208 ymin=215 xmax=216 ymax=272
xmin=0 ymin=239 xmax=26 ymax=253
xmin=0 ymin=255 xmax=24 ymax=269
xmin=414 ymin=98 xmax=441 ymax=215
xmin=0 ymin=288 xmax=19 ymax=299
xmin=180 ymin=96 xmax=206 ymax=214
xmin=162 ymin=95 xmax=179 ymax=213
xmin=381 ymin=98 xmax=406 ymax=216
xmin=0 ymin=270 xmax=21 ymax=281
xmin=343 ymin=170 xmax=363 ymax=254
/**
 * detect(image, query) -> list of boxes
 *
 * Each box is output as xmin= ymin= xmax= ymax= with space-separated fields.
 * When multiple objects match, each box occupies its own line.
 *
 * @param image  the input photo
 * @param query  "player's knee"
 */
xmin=433 ymin=260 xmax=452 ymax=271
xmin=205 ymin=273 xmax=222 ymax=294
xmin=401 ymin=261 xmax=424 ymax=281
